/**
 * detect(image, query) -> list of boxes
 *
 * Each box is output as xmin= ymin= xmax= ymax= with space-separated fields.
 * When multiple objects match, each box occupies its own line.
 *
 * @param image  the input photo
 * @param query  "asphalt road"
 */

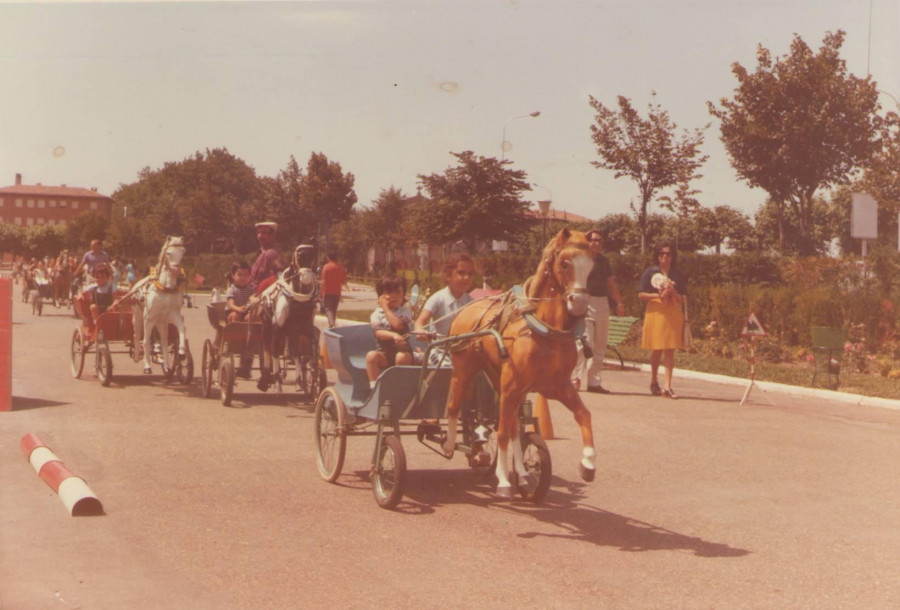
xmin=2 ymin=290 xmax=899 ymax=609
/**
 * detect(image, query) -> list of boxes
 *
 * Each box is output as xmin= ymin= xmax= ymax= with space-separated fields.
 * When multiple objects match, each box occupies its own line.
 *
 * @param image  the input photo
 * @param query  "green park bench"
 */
xmin=606 ymin=315 xmax=639 ymax=369
xmin=810 ymin=326 xmax=846 ymax=390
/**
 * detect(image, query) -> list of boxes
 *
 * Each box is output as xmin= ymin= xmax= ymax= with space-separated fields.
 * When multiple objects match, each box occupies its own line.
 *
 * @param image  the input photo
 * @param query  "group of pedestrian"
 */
xmin=572 ymin=230 xmax=687 ymax=399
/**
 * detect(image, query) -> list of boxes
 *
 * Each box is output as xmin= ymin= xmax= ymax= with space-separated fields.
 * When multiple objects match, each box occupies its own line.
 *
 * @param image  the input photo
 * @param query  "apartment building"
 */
xmin=0 ymin=173 xmax=113 ymax=228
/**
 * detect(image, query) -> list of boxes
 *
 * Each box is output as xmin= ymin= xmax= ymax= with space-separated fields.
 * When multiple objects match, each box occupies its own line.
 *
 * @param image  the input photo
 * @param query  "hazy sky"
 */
xmin=1 ymin=0 xmax=897 ymax=222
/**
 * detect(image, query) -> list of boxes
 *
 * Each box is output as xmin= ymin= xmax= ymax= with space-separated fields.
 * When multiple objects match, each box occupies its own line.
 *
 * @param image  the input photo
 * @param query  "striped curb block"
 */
xmin=20 ymin=433 xmax=104 ymax=516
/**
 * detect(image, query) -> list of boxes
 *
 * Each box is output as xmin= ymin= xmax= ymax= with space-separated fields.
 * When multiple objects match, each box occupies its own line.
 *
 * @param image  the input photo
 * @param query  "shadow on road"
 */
xmin=11 ymin=395 xmax=70 ymax=410
xmin=357 ymin=468 xmax=750 ymax=558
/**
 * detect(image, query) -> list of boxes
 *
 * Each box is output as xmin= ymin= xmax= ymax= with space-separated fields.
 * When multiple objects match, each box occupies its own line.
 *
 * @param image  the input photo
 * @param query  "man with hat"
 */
xmin=250 ymin=221 xmax=285 ymax=294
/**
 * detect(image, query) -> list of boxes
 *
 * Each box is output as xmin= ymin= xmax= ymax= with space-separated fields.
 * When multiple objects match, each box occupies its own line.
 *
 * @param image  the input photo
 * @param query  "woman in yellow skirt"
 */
xmin=638 ymin=239 xmax=687 ymax=399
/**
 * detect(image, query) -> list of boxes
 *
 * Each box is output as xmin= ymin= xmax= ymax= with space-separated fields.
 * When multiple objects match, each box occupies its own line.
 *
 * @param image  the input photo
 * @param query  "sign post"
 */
xmin=740 ymin=312 xmax=768 ymax=406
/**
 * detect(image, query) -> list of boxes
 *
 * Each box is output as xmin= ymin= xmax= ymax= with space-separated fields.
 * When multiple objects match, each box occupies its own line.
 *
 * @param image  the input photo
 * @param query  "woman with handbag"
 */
xmin=638 ymin=239 xmax=687 ymax=399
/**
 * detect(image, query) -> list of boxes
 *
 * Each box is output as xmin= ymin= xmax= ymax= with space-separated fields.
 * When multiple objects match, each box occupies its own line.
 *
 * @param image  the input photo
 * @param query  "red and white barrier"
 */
xmin=0 ymin=277 xmax=11 ymax=411
xmin=20 ymin=433 xmax=104 ymax=516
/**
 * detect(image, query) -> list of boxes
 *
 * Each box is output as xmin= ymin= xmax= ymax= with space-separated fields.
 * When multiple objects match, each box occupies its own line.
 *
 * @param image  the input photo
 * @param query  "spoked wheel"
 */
xmin=517 ymin=432 xmax=552 ymax=503
xmin=201 ymin=340 xmax=215 ymax=398
xmin=70 ymin=328 xmax=86 ymax=378
xmin=314 ymin=387 xmax=346 ymax=482
xmin=219 ymin=359 xmax=235 ymax=407
xmin=372 ymin=434 xmax=406 ymax=510
xmin=96 ymin=335 xmax=113 ymax=387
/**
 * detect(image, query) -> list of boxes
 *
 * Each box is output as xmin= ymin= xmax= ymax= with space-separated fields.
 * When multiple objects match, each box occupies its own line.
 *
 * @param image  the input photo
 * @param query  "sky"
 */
xmin=0 ymin=0 xmax=897 ymax=223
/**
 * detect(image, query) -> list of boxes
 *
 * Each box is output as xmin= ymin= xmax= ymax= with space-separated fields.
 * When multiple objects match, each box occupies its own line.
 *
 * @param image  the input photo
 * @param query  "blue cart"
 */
xmin=314 ymin=324 xmax=552 ymax=510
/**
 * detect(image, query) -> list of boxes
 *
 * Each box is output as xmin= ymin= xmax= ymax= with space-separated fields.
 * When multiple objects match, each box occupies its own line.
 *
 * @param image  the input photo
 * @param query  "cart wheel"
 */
xmin=176 ymin=342 xmax=194 ymax=385
xmin=70 ymin=328 xmax=86 ymax=378
xmin=96 ymin=338 xmax=113 ymax=387
xmin=372 ymin=435 xmax=406 ymax=510
xmin=201 ymin=340 xmax=214 ymax=398
xmin=219 ymin=359 xmax=235 ymax=407
xmin=314 ymin=387 xmax=346 ymax=482
xmin=517 ymin=432 xmax=552 ymax=503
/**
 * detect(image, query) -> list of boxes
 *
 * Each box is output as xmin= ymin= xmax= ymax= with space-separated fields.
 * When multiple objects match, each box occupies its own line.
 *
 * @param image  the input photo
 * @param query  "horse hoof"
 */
xmin=495 ymin=486 xmax=514 ymax=499
xmin=143 ymin=367 xmax=152 ymax=375
xmin=579 ymin=464 xmax=596 ymax=482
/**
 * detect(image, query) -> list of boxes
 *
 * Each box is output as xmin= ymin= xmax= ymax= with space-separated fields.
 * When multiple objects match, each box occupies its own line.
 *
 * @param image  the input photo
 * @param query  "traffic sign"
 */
xmin=741 ymin=312 xmax=767 ymax=337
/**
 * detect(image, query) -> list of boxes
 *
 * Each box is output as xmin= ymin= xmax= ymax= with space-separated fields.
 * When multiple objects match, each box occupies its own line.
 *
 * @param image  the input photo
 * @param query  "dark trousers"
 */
xmin=322 ymin=294 xmax=340 ymax=328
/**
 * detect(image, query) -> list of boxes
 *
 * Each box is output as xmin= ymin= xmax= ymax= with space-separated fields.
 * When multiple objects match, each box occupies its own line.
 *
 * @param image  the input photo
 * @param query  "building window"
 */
xmin=14 ymin=217 xmax=21 ymax=226
xmin=26 ymin=217 xmax=33 ymax=226
xmin=58 ymin=219 xmax=66 ymax=227
xmin=90 ymin=201 xmax=97 ymax=210
xmin=15 ymin=199 xmax=22 ymax=207
xmin=49 ymin=200 xmax=56 ymax=208
xmin=60 ymin=200 xmax=68 ymax=208
xmin=38 ymin=199 xmax=45 ymax=208
xmin=0 ymin=198 xmax=4 ymax=207
xmin=27 ymin=199 xmax=34 ymax=208
xmin=72 ymin=201 xmax=79 ymax=210
xmin=37 ymin=218 xmax=45 ymax=225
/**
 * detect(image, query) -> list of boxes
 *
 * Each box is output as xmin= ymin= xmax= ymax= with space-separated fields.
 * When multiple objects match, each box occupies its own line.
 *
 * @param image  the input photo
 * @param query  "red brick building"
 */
xmin=0 ymin=173 xmax=113 ymax=228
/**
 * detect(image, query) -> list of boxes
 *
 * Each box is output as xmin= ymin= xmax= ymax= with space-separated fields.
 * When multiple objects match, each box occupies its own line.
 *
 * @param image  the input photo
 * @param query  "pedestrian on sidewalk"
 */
xmin=572 ymin=228 xmax=626 ymax=394
xmin=638 ymin=239 xmax=687 ymax=399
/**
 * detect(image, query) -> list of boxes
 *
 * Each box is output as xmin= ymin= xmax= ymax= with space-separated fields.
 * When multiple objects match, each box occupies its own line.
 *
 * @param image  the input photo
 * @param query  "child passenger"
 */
xmin=87 ymin=262 xmax=116 ymax=320
xmin=365 ymin=274 xmax=415 ymax=386
xmin=414 ymin=253 xmax=475 ymax=367
xmin=226 ymin=261 xmax=255 ymax=323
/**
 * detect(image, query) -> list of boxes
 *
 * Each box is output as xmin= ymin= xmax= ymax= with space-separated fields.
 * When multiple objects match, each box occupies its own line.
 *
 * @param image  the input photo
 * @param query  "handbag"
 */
xmin=682 ymin=300 xmax=693 ymax=349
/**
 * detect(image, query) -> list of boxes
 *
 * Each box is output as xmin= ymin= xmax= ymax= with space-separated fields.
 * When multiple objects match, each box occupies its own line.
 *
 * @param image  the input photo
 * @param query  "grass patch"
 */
xmin=617 ymin=345 xmax=900 ymax=401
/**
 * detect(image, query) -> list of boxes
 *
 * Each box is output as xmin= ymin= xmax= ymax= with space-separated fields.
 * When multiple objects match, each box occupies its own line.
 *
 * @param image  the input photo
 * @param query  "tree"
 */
xmin=415 ymin=151 xmax=533 ymax=252
xmin=709 ymin=30 xmax=884 ymax=255
xmin=659 ymin=181 xmax=702 ymax=251
xmin=66 ymin=211 xmax=109 ymax=251
xmin=299 ymin=152 xmax=357 ymax=253
xmin=363 ymin=187 xmax=415 ymax=266
xmin=259 ymin=155 xmax=314 ymax=248
xmin=858 ymin=119 xmax=900 ymax=249
xmin=111 ymin=148 xmax=260 ymax=255
xmin=693 ymin=205 xmax=756 ymax=254
xmin=589 ymin=93 xmax=708 ymax=253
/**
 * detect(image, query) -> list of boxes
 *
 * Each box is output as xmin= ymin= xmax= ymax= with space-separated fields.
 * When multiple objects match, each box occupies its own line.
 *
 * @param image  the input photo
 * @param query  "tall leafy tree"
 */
xmin=589 ymin=93 xmax=708 ymax=253
xmin=415 ymin=151 xmax=533 ymax=252
xmin=299 ymin=152 xmax=357 ymax=252
xmin=259 ymin=155 xmax=312 ymax=247
xmin=111 ymin=148 xmax=260 ymax=254
xmin=708 ymin=30 xmax=884 ymax=255
xmin=692 ymin=205 xmax=756 ymax=254
xmin=364 ymin=187 xmax=414 ymax=266
xmin=858 ymin=119 xmax=900 ymax=249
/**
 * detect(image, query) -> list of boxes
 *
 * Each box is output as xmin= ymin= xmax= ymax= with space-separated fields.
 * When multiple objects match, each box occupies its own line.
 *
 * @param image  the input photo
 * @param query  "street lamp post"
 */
xmin=533 ymin=183 xmax=553 ymax=246
xmin=501 ymin=111 xmax=541 ymax=161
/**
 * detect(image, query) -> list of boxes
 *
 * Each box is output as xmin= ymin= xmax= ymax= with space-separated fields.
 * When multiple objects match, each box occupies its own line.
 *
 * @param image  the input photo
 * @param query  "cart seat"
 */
xmin=324 ymin=324 xmax=377 ymax=404
xmin=207 ymin=301 xmax=228 ymax=330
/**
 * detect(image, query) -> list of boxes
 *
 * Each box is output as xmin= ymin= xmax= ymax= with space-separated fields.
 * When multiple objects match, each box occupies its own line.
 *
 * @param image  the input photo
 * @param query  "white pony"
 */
xmin=130 ymin=236 xmax=188 ymax=375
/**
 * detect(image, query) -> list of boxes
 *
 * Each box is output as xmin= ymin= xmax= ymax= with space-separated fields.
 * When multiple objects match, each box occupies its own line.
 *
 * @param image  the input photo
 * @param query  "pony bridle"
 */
xmin=539 ymin=248 xmax=591 ymax=315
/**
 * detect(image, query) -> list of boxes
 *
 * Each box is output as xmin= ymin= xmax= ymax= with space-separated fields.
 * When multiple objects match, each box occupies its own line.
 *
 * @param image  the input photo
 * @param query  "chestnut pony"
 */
xmin=442 ymin=228 xmax=597 ymax=497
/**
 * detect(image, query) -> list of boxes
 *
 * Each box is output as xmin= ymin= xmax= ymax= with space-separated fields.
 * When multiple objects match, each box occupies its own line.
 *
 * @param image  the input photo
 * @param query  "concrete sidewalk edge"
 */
xmin=621 ymin=360 xmax=900 ymax=411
